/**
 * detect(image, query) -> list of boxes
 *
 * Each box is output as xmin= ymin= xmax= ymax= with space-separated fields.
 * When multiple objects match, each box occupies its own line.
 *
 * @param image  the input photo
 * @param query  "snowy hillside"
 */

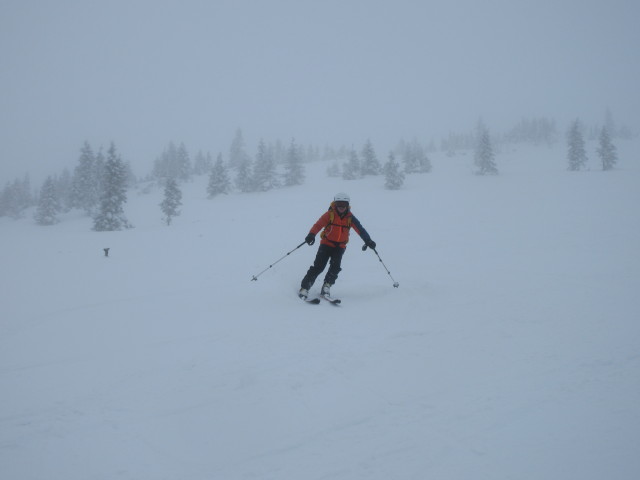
xmin=2 ymin=141 xmax=640 ymax=480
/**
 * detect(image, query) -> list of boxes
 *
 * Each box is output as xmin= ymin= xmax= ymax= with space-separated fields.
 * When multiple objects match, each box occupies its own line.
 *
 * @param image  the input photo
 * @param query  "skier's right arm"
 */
xmin=305 ymin=212 xmax=330 ymax=245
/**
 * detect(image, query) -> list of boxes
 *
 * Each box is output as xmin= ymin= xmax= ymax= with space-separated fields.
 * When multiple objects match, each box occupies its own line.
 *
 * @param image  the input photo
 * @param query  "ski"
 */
xmin=320 ymin=294 xmax=341 ymax=305
xmin=299 ymin=294 xmax=320 ymax=304
xmin=297 ymin=291 xmax=339 ymax=305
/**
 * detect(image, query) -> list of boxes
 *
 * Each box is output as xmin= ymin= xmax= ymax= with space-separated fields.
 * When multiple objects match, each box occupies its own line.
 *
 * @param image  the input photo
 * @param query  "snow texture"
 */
xmin=1 ymin=141 xmax=640 ymax=480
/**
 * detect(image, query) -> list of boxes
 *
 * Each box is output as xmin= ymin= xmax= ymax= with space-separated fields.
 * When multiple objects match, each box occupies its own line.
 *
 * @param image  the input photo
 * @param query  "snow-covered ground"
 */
xmin=2 ymin=141 xmax=639 ymax=480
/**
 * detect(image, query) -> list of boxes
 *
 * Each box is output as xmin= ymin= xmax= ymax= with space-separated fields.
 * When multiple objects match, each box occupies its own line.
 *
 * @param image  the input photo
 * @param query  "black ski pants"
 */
xmin=301 ymin=243 xmax=345 ymax=290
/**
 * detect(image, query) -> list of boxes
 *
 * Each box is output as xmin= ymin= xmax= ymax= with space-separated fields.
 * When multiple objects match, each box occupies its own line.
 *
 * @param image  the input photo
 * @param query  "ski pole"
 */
xmin=363 ymin=245 xmax=399 ymax=288
xmin=251 ymin=241 xmax=306 ymax=281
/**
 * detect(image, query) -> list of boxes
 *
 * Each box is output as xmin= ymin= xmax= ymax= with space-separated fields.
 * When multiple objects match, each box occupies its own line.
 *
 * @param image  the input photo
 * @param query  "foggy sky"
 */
xmin=1 ymin=0 xmax=639 ymax=183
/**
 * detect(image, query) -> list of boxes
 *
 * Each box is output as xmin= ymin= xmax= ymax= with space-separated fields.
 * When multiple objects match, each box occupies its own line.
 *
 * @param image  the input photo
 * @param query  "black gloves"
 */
xmin=362 ymin=239 xmax=376 ymax=251
xmin=305 ymin=233 xmax=315 ymax=245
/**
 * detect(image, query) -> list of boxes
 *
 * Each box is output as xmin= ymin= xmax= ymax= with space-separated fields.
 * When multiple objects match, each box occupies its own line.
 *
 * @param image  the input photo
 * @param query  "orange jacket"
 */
xmin=309 ymin=202 xmax=371 ymax=248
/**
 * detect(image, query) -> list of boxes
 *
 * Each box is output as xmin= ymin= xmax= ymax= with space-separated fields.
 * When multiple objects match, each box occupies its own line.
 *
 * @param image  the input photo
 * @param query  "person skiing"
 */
xmin=299 ymin=193 xmax=376 ymax=299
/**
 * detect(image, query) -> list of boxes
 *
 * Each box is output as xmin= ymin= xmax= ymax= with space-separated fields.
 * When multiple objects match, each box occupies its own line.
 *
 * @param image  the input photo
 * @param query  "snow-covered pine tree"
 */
xmin=55 ymin=168 xmax=73 ymax=213
xmin=34 ymin=176 xmax=61 ymax=225
xmin=235 ymin=155 xmax=254 ymax=193
xmin=597 ymin=127 xmax=617 ymax=171
xmin=402 ymin=138 xmax=432 ymax=174
xmin=0 ymin=175 xmax=33 ymax=219
xmin=253 ymin=139 xmax=279 ymax=192
xmin=151 ymin=142 xmax=188 ymax=182
xmin=153 ymin=142 xmax=187 ymax=182
xmin=160 ymin=178 xmax=182 ymax=225
xmin=152 ymin=143 xmax=173 ymax=181
xmin=193 ymin=151 xmax=213 ymax=176
xmin=567 ymin=118 xmax=588 ymax=171
xmin=94 ymin=147 xmax=105 ymax=196
xmin=326 ymin=162 xmax=341 ymax=177
xmin=70 ymin=141 xmax=100 ymax=214
xmin=383 ymin=152 xmax=405 ymax=190
xmin=342 ymin=149 xmax=361 ymax=180
xmin=207 ymin=154 xmax=231 ymax=198
xmin=401 ymin=139 xmax=417 ymax=174
xmin=604 ymin=108 xmax=617 ymax=139
xmin=284 ymin=139 xmax=305 ymax=186
xmin=176 ymin=142 xmax=191 ymax=181
xmin=93 ymin=142 xmax=132 ymax=231
xmin=474 ymin=122 xmax=498 ymax=175
xmin=272 ymin=139 xmax=287 ymax=165
xmin=229 ymin=128 xmax=250 ymax=170
xmin=360 ymin=139 xmax=381 ymax=176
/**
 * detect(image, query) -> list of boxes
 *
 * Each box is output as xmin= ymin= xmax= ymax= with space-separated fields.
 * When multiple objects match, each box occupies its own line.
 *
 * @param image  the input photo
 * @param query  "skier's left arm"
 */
xmin=351 ymin=215 xmax=376 ymax=250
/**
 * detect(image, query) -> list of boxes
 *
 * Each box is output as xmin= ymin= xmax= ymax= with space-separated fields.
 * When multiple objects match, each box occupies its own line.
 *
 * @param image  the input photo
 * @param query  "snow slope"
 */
xmin=2 ymin=141 xmax=640 ymax=480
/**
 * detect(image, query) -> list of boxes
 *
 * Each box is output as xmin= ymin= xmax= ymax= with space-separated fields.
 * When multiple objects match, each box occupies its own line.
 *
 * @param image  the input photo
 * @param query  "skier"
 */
xmin=299 ymin=193 xmax=376 ymax=299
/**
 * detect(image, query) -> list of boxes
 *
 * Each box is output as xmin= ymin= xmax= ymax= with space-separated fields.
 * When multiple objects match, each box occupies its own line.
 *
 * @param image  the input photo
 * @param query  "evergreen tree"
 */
xmin=0 ymin=175 xmax=33 ymax=219
xmin=160 ymin=178 xmax=182 ymax=225
xmin=361 ymin=139 xmax=381 ymax=176
xmin=176 ymin=142 xmax=191 ymax=181
xmin=402 ymin=138 xmax=432 ymax=174
xmin=272 ymin=139 xmax=287 ymax=164
xmin=151 ymin=141 xmax=189 ymax=182
xmin=383 ymin=153 xmax=405 ymax=190
xmin=55 ymin=168 xmax=73 ymax=213
xmin=235 ymin=155 xmax=254 ymax=193
xmin=94 ymin=147 xmax=106 ymax=197
xmin=70 ymin=141 xmax=100 ymax=214
xmin=474 ymin=122 xmax=498 ymax=175
xmin=21 ymin=175 xmax=33 ymax=211
xmin=93 ymin=142 xmax=132 ymax=231
xmin=207 ymin=154 xmax=231 ymax=198
xmin=193 ymin=151 xmax=213 ymax=175
xmin=152 ymin=144 xmax=171 ymax=181
xmin=284 ymin=139 xmax=305 ymax=186
xmin=567 ymin=118 xmax=588 ymax=171
xmin=342 ymin=149 xmax=361 ymax=180
xmin=597 ymin=127 xmax=617 ymax=171
xmin=401 ymin=139 xmax=418 ymax=173
xmin=253 ymin=139 xmax=280 ymax=192
xmin=229 ymin=128 xmax=249 ymax=169
xmin=604 ymin=108 xmax=617 ymax=138
xmin=326 ymin=162 xmax=341 ymax=177
xmin=34 ymin=176 xmax=61 ymax=225
xmin=153 ymin=142 xmax=183 ymax=182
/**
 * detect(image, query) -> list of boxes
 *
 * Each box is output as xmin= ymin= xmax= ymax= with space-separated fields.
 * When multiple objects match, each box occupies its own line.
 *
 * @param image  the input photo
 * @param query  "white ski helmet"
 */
xmin=334 ymin=192 xmax=350 ymax=203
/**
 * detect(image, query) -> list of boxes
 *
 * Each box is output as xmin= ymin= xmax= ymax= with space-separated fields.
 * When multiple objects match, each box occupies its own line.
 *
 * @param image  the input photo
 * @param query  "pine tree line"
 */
xmin=1 ymin=114 xmax=629 ymax=224
xmin=503 ymin=117 xmax=558 ymax=146
xmin=19 ymin=141 xmax=134 ymax=228
xmin=325 ymin=138 xmax=430 ymax=190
